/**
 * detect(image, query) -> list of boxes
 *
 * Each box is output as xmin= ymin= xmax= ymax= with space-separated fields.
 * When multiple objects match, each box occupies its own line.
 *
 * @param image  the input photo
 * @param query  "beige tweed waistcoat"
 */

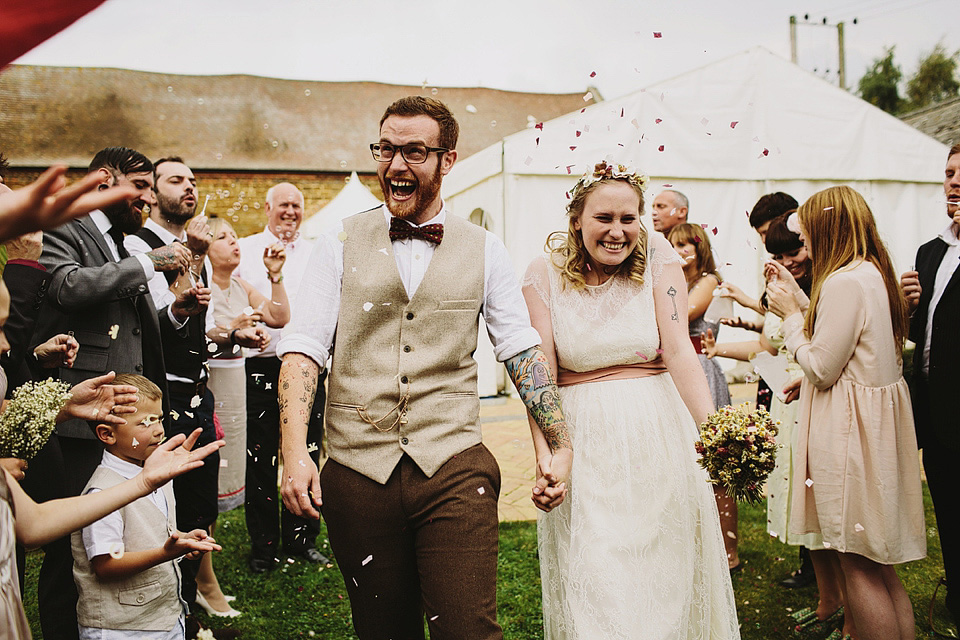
xmin=72 ymin=467 xmax=182 ymax=631
xmin=327 ymin=210 xmax=486 ymax=484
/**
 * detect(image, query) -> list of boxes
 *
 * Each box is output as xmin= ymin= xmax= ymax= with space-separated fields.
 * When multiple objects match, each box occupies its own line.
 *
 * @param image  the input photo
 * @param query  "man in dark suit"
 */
xmin=901 ymin=141 xmax=960 ymax=627
xmin=32 ymin=146 xmax=206 ymax=639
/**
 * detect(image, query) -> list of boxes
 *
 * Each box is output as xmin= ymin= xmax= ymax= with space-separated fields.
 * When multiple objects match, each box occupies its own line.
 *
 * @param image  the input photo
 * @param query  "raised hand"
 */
xmin=719 ymin=316 xmax=763 ymax=332
xmin=170 ymin=285 xmax=211 ymax=321
xmin=59 ymin=371 xmax=139 ymax=425
xmin=700 ymin=328 xmax=718 ymax=358
xmin=900 ymin=270 xmax=921 ymax=313
xmin=34 ymin=333 xmax=79 ymax=369
xmin=263 ymin=243 xmax=286 ymax=275
xmin=146 ymin=242 xmax=191 ymax=273
xmin=184 ymin=216 xmax=212 ymax=256
xmin=234 ymin=326 xmax=270 ymax=351
xmin=163 ymin=528 xmax=221 ymax=561
xmin=0 ymin=167 xmax=139 ymax=242
xmin=138 ymin=428 xmax=224 ymax=493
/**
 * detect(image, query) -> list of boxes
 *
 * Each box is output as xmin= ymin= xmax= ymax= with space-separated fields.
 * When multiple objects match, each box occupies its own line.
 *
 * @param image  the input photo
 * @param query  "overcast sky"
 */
xmin=13 ymin=0 xmax=958 ymax=101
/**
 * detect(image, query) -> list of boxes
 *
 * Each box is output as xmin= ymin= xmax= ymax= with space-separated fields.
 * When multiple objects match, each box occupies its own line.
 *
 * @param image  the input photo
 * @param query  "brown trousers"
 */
xmin=320 ymin=443 xmax=503 ymax=640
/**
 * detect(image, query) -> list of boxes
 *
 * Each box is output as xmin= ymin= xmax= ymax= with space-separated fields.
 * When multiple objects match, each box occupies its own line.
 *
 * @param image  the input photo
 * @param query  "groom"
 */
xmin=276 ymin=96 xmax=572 ymax=639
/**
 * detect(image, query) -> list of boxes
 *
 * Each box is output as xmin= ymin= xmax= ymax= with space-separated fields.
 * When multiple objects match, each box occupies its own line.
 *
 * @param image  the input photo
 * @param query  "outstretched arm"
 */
xmin=90 ymin=529 xmax=220 ymax=581
xmin=278 ymin=353 xmax=322 ymax=519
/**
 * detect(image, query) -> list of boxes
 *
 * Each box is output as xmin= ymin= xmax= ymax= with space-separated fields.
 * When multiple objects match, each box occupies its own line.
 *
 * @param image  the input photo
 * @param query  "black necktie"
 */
xmin=107 ymin=227 xmax=129 ymax=260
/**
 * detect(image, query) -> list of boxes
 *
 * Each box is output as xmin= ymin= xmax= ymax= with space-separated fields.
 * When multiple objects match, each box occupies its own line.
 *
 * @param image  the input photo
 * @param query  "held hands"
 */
xmin=0 ymin=458 xmax=27 ymax=482
xmin=59 ymin=371 xmax=139 ymax=425
xmin=900 ymin=270 xmax=921 ymax=313
xmin=147 ymin=243 xmax=192 ymax=273
xmin=34 ymin=333 xmax=79 ymax=368
xmin=280 ymin=448 xmax=322 ymax=519
xmin=532 ymin=447 xmax=572 ymax=513
xmin=263 ymin=243 xmax=286 ymax=275
xmin=163 ymin=528 xmax=221 ymax=561
xmin=184 ymin=216 xmax=212 ymax=255
xmin=170 ymin=285 xmax=211 ymax=321
xmin=137 ymin=428 xmax=224 ymax=494
xmin=234 ymin=326 xmax=270 ymax=351
xmin=764 ymin=280 xmax=800 ymax=319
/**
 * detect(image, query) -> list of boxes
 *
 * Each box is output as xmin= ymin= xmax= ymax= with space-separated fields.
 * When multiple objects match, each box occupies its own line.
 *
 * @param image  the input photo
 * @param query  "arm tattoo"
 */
xmin=667 ymin=285 xmax=679 ymax=321
xmin=148 ymin=246 xmax=178 ymax=270
xmin=505 ymin=346 xmax=572 ymax=452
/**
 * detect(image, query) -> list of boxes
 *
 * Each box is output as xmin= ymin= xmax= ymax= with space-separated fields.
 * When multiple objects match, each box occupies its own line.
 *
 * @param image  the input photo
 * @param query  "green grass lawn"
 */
xmin=24 ymin=482 xmax=955 ymax=639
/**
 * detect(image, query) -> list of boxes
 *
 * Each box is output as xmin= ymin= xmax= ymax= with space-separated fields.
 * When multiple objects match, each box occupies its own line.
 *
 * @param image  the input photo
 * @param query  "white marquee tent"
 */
xmin=444 ymin=46 xmax=949 ymax=396
xmin=302 ymin=171 xmax=381 ymax=240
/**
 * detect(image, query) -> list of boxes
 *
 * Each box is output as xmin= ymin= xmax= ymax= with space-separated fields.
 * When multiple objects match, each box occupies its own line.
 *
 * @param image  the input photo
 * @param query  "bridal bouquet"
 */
xmin=0 ymin=378 xmax=72 ymax=459
xmin=694 ymin=403 xmax=779 ymax=503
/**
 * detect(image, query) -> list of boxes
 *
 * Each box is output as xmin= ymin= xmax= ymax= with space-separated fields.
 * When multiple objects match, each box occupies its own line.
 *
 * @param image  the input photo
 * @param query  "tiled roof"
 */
xmin=900 ymin=96 xmax=960 ymax=147
xmin=0 ymin=65 xmax=595 ymax=171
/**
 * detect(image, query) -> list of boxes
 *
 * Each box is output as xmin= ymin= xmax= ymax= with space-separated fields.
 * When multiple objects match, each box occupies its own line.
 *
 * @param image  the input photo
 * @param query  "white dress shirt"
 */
xmin=236 ymin=226 xmax=315 ymax=359
xmin=277 ymin=204 xmax=541 ymax=369
xmin=89 ymin=210 xmax=154 ymax=275
xmin=922 ymin=221 xmax=960 ymax=374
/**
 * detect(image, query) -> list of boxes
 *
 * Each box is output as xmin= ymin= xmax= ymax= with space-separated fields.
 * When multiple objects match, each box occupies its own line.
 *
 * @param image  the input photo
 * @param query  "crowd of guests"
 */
xmin=0 ymin=97 xmax=954 ymax=640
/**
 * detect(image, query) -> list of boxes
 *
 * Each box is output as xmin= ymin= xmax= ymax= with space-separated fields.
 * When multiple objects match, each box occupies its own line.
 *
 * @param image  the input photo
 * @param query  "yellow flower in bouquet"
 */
xmin=694 ymin=403 xmax=780 ymax=503
xmin=0 ymin=378 xmax=72 ymax=459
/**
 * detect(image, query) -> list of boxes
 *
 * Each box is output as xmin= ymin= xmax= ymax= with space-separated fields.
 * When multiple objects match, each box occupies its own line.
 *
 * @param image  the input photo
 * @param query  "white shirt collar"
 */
xmin=89 ymin=209 xmax=113 ymax=236
xmin=937 ymin=221 xmax=960 ymax=246
xmin=144 ymin=217 xmax=185 ymax=243
xmin=101 ymin=449 xmax=144 ymax=480
xmin=381 ymin=202 xmax=447 ymax=228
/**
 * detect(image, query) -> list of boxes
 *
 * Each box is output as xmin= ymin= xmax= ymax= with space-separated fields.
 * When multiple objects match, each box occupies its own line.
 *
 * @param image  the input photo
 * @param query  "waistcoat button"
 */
xmin=403 ymin=345 xmax=411 ymax=352
xmin=400 ymin=376 xmax=408 ymax=384
xmin=406 ymin=312 xmax=414 ymax=320
xmin=401 ymin=437 xmax=409 ymax=445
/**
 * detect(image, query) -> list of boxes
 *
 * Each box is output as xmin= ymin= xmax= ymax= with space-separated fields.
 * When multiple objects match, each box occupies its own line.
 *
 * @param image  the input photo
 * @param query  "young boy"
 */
xmin=72 ymin=374 xmax=220 ymax=639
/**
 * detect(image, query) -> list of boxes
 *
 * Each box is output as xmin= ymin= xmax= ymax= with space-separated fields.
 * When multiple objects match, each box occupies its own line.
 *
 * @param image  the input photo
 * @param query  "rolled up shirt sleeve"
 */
xmin=276 ymin=230 xmax=342 ymax=369
xmin=482 ymin=232 xmax=542 ymax=361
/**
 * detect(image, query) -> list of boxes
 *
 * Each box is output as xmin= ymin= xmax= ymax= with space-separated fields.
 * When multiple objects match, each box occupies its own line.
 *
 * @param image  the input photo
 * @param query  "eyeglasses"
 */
xmin=370 ymin=142 xmax=448 ymax=164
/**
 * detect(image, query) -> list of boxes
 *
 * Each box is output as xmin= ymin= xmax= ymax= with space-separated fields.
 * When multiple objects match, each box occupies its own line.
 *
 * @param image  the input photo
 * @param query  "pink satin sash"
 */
xmin=557 ymin=361 xmax=668 ymax=387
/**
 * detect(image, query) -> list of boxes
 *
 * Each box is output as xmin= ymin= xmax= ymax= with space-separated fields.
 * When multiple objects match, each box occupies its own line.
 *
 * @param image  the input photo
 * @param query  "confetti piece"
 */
xmin=190 ymin=395 xmax=202 ymax=408
xmin=524 ymin=156 xmax=533 ymax=166
xmin=109 ymin=543 xmax=125 ymax=559
xmin=362 ymin=555 xmax=373 ymax=566
xmin=220 ymin=459 xmax=228 ymax=467
xmin=378 ymin=248 xmax=388 ymax=255
xmin=575 ymin=131 xmax=582 ymax=137
xmin=363 ymin=302 xmax=374 ymax=312
xmin=131 ymin=437 xmax=139 ymax=448
xmin=658 ymin=145 xmax=665 ymax=152
xmin=232 ymin=344 xmax=241 ymax=354
xmin=730 ymin=121 xmax=739 ymax=129
xmin=207 ymin=343 xmax=218 ymax=353
xmin=535 ymin=122 xmax=543 ymax=130
xmin=762 ymin=148 xmax=769 ymax=156
xmin=337 ymin=231 xmax=348 ymax=242
xmin=265 ymin=383 xmax=272 ymax=390
xmin=655 ymin=118 xmax=662 ymax=124
xmin=430 ymin=615 xmax=439 ymax=621
xmin=589 ymin=71 xmax=597 ymax=78
xmin=653 ymin=31 xmax=662 ymax=38
xmin=465 ymin=104 xmax=477 ymax=113
xmin=700 ymin=117 xmax=709 ymax=126
xmin=477 ymin=487 xmax=485 ymax=495
xmin=108 ymin=325 xmax=119 ymax=340
xmin=854 ymin=523 xmax=864 ymax=532
xmin=805 ymin=478 xmax=814 ymax=487
xmin=583 ymin=92 xmax=593 ymax=102
xmin=725 ymin=531 xmax=737 ymax=539
xmin=569 ymin=146 xmax=577 ymax=151
xmin=170 ymin=410 xmax=180 ymax=421
xmin=184 ymin=411 xmax=194 ymax=418
xmin=243 ymin=306 xmax=255 ymax=316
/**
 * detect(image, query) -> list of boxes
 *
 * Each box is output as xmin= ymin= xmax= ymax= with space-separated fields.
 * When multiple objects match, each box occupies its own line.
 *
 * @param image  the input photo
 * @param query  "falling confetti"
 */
xmin=730 ymin=121 xmax=739 ymax=129
xmin=108 ymin=325 xmax=119 ymax=340
xmin=131 ymin=437 xmax=139 ymax=448
xmin=109 ymin=543 xmax=125 ymax=559
xmin=653 ymin=31 xmax=662 ymax=38
xmin=362 ymin=555 xmax=373 ymax=566
xmin=363 ymin=302 xmax=374 ymax=312
xmin=190 ymin=395 xmax=202 ymax=408
xmin=854 ymin=523 xmax=864 ymax=532
xmin=658 ymin=145 xmax=665 ymax=152
xmin=655 ymin=118 xmax=663 ymax=124
xmin=589 ymin=71 xmax=597 ymax=78
xmin=170 ymin=410 xmax=180 ymax=421
xmin=477 ymin=487 xmax=485 ymax=495
xmin=583 ymin=92 xmax=593 ymax=102
xmin=805 ymin=478 xmax=814 ymax=487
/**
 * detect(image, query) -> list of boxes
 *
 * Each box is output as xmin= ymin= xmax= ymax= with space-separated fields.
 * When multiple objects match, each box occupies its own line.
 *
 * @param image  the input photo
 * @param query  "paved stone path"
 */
xmin=482 ymin=383 xmax=758 ymax=522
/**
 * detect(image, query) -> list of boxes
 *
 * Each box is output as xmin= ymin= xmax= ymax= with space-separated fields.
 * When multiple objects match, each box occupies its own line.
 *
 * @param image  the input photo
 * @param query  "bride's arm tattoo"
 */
xmin=505 ymin=346 xmax=572 ymax=452
xmin=667 ymin=285 xmax=679 ymax=321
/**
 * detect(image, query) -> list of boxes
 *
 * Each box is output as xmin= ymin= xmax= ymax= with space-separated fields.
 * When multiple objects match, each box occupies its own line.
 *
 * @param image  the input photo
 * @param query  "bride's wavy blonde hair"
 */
xmin=548 ymin=162 xmax=648 ymax=289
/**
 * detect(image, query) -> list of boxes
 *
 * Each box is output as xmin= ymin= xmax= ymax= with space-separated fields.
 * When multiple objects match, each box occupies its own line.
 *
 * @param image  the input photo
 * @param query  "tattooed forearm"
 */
xmin=505 ymin=346 xmax=572 ymax=452
xmin=667 ymin=285 xmax=679 ymax=321
xmin=278 ymin=354 xmax=320 ymax=441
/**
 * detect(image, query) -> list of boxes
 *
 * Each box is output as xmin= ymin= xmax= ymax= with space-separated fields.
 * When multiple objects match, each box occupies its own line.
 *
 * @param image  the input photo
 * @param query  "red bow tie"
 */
xmin=389 ymin=217 xmax=444 ymax=245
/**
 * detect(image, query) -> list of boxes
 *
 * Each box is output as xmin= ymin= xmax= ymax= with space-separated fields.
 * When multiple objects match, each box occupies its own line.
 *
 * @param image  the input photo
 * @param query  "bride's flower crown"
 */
xmin=568 ymin=161 xmax=649 ymax=201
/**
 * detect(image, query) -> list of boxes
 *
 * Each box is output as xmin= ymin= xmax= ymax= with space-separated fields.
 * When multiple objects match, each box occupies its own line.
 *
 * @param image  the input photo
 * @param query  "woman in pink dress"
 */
xmin=765 ymin=186 xmax=925 ymax=640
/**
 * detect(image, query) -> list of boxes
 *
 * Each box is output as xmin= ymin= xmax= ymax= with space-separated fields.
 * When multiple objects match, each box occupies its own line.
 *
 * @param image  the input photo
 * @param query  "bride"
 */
xmin=521 ymin=162 xmax=740 ymax=639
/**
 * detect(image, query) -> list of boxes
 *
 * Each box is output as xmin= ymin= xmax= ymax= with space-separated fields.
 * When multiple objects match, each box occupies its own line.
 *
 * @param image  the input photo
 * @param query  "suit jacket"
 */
xmin=38 ymin=215 xmax=171 ymax=439
xmin=909 ymin=236 xmax=960 ymax=452
xmin=1 ymin=261 xmax=50 ymax=392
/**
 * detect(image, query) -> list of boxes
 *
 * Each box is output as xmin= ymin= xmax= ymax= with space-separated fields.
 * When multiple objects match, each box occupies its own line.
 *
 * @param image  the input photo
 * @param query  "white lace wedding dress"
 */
xmin=524 ymin=237 xmax=740 ymax=640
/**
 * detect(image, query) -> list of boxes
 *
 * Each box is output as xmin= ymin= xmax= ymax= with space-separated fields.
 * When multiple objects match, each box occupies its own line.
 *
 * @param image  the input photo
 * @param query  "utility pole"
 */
xmin=790 ymin=15 xmax=798 ymax=64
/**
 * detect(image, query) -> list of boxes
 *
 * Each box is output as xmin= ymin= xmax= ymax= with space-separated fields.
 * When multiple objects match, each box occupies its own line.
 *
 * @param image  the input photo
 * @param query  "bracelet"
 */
xmin=229 ymin=329 xmax=240 ymax=345
xmin=267 ymin=272 xmax=284 ymax=284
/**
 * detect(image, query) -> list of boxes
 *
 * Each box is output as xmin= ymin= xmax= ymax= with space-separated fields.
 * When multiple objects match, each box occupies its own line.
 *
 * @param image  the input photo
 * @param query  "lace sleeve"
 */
xmin=521 ymin=255 xmax=552 ymax=306
xmin=647 ymin=233 xmax=684 ymax=287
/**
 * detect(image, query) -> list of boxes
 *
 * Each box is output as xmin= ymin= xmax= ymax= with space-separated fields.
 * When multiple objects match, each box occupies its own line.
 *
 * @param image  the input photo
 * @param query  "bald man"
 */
xmin=236 ymin=183 xmax=329 ymax=571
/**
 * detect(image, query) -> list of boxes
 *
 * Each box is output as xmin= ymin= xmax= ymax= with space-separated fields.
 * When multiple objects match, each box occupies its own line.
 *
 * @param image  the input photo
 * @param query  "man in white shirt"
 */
xmin=276 ymin=97 xmax=572 ymax=639
xmin=235 ymin=182 xmax=327 ymax=572
xmin=901 ymin=142 xmax=960 ymax=627
xmin=651 ymin=188 xmax=689 ymax=234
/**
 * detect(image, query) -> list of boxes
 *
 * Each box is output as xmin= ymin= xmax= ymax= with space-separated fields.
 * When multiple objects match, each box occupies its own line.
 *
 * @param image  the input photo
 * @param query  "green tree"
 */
xmin=858 ymin=47 xmax=903 ymax=114
xmin=906 ymin=44 xmax=959 ymax=110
